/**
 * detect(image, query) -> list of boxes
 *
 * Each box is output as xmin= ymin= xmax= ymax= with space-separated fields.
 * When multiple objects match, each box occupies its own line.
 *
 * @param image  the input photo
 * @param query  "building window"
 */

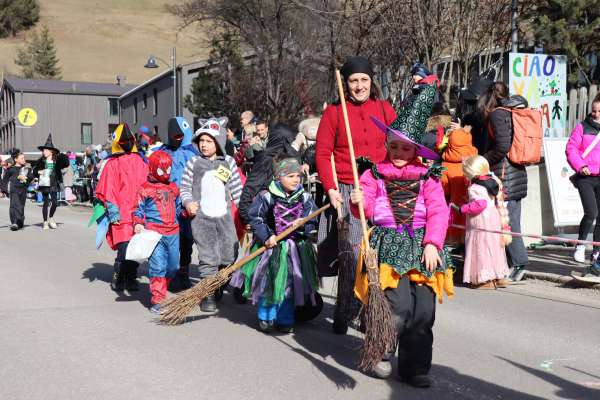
xmin=81 ymin=123 xmax=93 ymax=145
xmin=153 ymin=88 xmax=158 ymax=116
xmin=143 ymin=93 xmax=148 ymax=109
xmin=108 ymin=124 xmax=119 ymax=139
xmin=133 ymin=97 xmax=138 ymax=124
xmin=108 ymin=98 xmax=119 ymax=116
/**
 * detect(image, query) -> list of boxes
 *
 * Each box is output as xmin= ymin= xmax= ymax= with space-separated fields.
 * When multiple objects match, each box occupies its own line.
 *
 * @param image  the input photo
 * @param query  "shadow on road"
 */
xmin=207 ymin=291 xmax=360 ymax=389
xmin=383 ymin=363 xmax=548 ymax=400
xmin=498 ymin=357 xmax=600 ymax=399
xmin=82 ymin=262 xmax=151 ymax=307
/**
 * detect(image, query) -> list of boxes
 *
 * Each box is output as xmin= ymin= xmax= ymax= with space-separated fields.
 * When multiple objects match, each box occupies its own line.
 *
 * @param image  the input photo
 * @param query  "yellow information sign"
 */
xmin=17 ymin=108 xmax=38 ymax=127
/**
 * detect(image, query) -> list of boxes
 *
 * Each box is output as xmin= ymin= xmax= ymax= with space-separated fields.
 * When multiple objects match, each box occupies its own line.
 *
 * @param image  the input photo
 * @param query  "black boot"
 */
xmin=111 ymin=262 xmax=125 ymax=292
xmin=200 ymin=294 xmax=217 ymax=312
xmin=125 ymin=262 xmax=139 ymax=292
xmin=168 ymin=267 xmax=192 ymax=293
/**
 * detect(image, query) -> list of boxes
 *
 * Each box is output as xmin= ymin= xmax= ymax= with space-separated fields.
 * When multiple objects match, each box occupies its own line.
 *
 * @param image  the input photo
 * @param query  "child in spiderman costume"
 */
xmin=158 ymin=117 xmax=199 ymax=291
xmin=133 ymin=151 xmax=184 ymax=314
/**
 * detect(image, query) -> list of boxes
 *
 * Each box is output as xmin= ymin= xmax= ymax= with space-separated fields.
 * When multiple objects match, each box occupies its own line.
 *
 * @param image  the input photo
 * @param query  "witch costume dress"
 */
xmin=352 ymin=82 xmax=454 ymax=383
xmin=231 ymin=181 xmax=319 ymax=327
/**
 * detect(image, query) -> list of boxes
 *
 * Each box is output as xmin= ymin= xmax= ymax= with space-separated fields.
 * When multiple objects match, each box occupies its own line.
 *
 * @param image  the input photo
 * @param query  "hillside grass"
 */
xmin=0 ymin=0 xmax=208 ymax=84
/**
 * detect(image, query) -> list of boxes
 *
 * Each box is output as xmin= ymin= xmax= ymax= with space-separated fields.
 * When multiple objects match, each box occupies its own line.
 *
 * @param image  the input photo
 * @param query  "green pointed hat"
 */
xmin=371 ymin=84 xmax=439 ymax=160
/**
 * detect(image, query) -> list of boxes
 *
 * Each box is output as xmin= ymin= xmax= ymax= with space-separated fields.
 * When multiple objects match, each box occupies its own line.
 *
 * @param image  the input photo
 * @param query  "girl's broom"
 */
xmin=158 ymin=204 xmax=330 ymax=325
xmin=335 ymin=70 xmax=396 ymax=372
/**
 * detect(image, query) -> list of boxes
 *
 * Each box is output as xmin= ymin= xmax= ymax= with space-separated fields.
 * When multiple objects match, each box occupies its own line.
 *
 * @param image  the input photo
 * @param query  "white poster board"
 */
xmin=509 ymin=53 xmax=567 ymax=137
xmin=543 ymin=138 xmax=583 ymax=226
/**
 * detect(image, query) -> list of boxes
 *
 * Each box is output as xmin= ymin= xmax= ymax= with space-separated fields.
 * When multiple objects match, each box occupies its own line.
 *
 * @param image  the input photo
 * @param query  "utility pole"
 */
xmin=511 ymin=0 xmax=518 ymax=52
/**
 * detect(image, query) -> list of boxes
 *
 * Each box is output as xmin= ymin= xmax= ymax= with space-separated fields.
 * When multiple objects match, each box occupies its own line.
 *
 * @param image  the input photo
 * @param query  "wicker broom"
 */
xmin=334 ymin=70 xmax=396 ymax=372
xmin=158 ymin=204 xmax=330 ymax=325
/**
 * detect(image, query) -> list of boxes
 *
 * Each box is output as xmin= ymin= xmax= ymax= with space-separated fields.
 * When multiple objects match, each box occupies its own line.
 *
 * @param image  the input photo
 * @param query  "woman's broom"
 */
xmin=158 ymin=204 xmax=330 ymax=325
xmin=334 ymin=70 xmax=396 ymax=372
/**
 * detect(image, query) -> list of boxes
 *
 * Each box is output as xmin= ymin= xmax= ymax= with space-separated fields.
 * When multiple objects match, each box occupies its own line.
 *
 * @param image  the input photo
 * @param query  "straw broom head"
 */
xmin=357 ymin=247 xmax=397 ymax=372
xmin=157 ymin=204 xmax=330 ymax=325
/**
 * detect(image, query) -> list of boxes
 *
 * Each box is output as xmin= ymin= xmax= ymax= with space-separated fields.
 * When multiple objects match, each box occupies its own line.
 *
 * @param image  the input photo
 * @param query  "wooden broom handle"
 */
xmin=335 ymin=69 xmax=370 ymax=246
xmin=226 ymin=204 xmax=331 ymax=271
xmin=330 ymin=154 xmax=343 ymax=219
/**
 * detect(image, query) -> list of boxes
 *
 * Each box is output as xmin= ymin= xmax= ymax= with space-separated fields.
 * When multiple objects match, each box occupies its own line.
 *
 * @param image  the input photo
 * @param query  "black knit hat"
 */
xmin=340 ymin=56 xmax=374 ymax=81
xmin=411 ymin=63 xmax=431 ymax=79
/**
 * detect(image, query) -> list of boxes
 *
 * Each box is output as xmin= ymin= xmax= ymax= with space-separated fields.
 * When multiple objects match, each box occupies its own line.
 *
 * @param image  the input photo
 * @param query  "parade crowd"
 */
xmin=2 ymin=56 xmax=600 ymax=388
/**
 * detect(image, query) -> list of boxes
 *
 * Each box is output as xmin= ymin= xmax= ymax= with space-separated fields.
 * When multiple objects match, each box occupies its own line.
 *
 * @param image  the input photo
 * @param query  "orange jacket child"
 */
xmin=440 ymin=126 xmax=478 ymax=246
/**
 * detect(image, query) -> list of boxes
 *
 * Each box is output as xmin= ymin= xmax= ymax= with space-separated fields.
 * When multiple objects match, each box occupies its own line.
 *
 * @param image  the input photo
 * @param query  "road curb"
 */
xmin=69 ymin=202 xmax=93 ymax=209
xmin=524 ymin=270 xmax=573 ymax=284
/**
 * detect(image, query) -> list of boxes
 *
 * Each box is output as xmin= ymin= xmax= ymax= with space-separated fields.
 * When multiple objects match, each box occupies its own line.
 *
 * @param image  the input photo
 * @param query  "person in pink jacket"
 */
xmin=349 ymin=85 xmax=453 ymax=388
xmin=566 ymin=94 xmax=600 ymax=264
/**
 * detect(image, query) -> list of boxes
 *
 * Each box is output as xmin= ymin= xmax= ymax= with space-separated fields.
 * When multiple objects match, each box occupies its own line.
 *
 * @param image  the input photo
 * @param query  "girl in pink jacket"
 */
xmin=349 ymin=108 xmax=454 ymax=388
xmin=566 ymin=94 xmax=600 ymax=264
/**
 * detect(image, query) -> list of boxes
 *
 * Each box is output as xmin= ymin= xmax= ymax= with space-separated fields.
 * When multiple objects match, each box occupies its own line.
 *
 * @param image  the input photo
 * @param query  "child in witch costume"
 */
xmin=157 ymin=117 xmax=199 ymax=291
xmin=351 ymin=84 xmax=454 ymax=388
xmin=231 ymin=157 xmax=319 ymax=333
xmin=95 ymin=123 xmax=149 ymax=292
xmin=0 ymin=149 xmax=33 ymax=230
xmin=133 ymin=151 xmax=184 ymax=314
xmin=33 ymin=134 xmax=70 ymax=230
xmin=180 ymin=118 xmax=243 ymax=312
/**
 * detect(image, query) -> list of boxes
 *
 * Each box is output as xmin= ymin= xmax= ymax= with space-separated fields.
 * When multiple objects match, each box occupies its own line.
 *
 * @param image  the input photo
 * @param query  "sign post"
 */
xmin=543 ymin=138 xmax=583 ymax=227
xmin=508 ymin=53 xmax=567 ymax=138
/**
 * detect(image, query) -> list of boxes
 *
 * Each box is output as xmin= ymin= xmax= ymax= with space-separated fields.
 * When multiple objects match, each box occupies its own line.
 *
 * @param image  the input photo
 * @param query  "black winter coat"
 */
xmin=238 ymin=123 xmax=301 ymax=224
xmin=32 ymin=153 xmax=70 ymax=192
xmin=483 ymin=108 xmax=528 ymax=201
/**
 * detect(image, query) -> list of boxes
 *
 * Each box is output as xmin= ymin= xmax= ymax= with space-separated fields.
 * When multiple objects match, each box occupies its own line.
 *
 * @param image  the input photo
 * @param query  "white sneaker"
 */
xmin=43 ymin=221 xmax=49 ymax=230
xmin=48 ymin=218 xmax=57 ymax=229
xmin=574 ymin=245 xmax=586 ymax=263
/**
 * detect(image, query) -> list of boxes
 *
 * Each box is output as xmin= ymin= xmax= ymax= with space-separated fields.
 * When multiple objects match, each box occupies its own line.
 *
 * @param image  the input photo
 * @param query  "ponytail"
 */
xmin=477 ymin=81 xmax=509 ymax=122
xmin=492 ymin=175 xmax=512 ymax=246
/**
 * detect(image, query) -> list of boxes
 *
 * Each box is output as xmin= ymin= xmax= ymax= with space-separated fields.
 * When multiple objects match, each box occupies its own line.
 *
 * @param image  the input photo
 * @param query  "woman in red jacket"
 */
xmin=315 ymin=56 xmax=396 ymax=334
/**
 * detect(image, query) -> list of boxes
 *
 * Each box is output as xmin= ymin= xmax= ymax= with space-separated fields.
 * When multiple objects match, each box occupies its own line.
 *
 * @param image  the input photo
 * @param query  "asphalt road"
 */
xmin=0 ymin=199 xmax=599 ymax=400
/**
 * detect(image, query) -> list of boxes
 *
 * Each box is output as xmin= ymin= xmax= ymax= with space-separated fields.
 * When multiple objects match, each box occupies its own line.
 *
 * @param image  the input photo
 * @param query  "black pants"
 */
xmin=384 ymin=276 xmax=436 ymax=377
xmin=41 ymin=191 xmax=58 ymax=221
xmin=576 ymin=176 xmax=600 ymax=247
xmin=179 ymin=232 xmax=194 ymax=269
xmin=9 ymin=188 xmax=27 ymax=227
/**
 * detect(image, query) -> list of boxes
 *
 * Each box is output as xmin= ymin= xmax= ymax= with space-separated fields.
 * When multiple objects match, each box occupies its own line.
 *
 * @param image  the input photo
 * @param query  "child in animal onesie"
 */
xmin=180 ymin=118 xmax=243 ymax=312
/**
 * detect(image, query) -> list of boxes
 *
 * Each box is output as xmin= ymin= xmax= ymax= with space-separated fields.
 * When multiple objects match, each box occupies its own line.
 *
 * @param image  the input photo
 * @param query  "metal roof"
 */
xmin=3 ymin=75 xmax=137 ymax=96
xmin=119 ymin=69 xmax=172 ymax=100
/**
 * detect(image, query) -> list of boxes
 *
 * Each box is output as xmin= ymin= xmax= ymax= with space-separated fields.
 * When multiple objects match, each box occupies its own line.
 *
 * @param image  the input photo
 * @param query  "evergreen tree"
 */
xmin=14 ymin=25 xmax=61 ymax=80
xmin=0 ymin=0 xmax=40 ymax=38
xmin=531 ymin=0 xmax=600 ymax=85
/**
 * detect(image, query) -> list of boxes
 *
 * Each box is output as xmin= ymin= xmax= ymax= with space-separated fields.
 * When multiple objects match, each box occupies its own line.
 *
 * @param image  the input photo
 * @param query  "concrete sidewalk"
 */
xmin=523 ymin=245 xmax=600 ymax=287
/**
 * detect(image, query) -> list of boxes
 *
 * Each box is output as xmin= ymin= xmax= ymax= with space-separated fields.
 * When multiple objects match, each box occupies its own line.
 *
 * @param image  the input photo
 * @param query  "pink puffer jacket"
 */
xmin=566 ymin=120 xmax=600 ymax=175
xmin=350 ymin=160 xmax=449 ymax=250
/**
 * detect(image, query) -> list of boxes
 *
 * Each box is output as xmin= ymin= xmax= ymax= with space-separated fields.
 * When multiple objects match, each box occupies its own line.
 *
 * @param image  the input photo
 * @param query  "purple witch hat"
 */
xmin=371 ymin=84 xmax=440 ymax=160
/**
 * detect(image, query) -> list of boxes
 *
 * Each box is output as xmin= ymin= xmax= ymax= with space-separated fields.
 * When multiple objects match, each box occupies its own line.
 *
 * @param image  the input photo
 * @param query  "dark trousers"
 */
xmin=385 ymin=276 xmax=436 ymax=377
xmin=41 ymin=191 xmax=58 ymax=221
xmin=9 ymin=188 xmax=27 ymax=227
xmin=179 ymin=232 xmax=194 ymax=269
xmin=115 ymin=241 xmax=139 ymax=268
xmin=576 ymin=176 xmax=600 ymax=248
xmin=506 ymin=199 xmax=529 ymax=267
